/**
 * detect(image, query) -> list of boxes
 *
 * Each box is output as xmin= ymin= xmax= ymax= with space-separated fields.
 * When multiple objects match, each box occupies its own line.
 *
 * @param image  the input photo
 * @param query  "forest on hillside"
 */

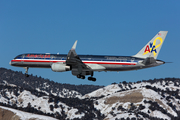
xmin=0 ymin=68 xmax=103 ymax=96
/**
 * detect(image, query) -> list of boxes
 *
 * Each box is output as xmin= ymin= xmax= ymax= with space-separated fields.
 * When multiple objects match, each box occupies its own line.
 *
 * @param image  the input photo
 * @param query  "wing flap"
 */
xmin=86 ymin=64 xmax=105 ymax=71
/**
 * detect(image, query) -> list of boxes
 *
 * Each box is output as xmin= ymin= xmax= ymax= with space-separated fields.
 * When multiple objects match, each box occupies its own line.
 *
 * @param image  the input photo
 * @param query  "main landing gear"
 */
xmin=77 ymin=74 xmax=85 ymax=79
xmin=88 ymin=77 xmax=96 ymax=81
xmin=24 ymin=67 xmax=29 ymax=77
xmin=76 ymin=74 xmax=96 ymax=81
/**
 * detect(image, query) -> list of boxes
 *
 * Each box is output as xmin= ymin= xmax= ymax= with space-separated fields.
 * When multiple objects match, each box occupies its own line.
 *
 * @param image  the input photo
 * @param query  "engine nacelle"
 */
xmin=51 ymin=63 xmax=70 ymax=72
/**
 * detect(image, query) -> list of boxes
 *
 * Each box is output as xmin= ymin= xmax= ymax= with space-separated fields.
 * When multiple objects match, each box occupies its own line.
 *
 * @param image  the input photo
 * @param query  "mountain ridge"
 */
xmin=0 ymin=67 xmax=180 ymax=120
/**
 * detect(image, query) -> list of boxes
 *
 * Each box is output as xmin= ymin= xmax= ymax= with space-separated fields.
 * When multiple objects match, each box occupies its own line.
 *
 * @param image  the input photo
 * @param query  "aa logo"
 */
xmin=143 ymin=37 xmax=163 ymax=57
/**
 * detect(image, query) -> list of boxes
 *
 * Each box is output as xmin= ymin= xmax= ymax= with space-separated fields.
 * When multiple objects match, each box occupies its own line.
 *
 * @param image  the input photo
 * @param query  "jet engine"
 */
xmin=51 ymin=63 xmax=70 ymax=72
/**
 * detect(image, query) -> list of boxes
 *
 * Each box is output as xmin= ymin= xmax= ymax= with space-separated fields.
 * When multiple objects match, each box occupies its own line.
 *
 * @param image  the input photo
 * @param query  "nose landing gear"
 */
xmin=24 ymin=67 xmax=29 ymax=77
xmin=25 ymin=74 xmax=29 ymax=77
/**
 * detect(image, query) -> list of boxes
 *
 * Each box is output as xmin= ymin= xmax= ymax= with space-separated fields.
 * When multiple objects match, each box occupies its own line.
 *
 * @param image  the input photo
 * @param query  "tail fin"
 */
xmin=133 ymin=31 xmax=168 ymax=59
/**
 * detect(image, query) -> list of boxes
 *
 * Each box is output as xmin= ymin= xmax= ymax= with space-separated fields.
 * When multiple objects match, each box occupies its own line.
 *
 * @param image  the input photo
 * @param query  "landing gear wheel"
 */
xmin=77 ymin=74 xmax=85 ymax=79
xmin=88 ymin=77 xmax=96 ymax=81
xmin=92 ymin=78 xmax=96 ymax=81
xmin=77 ymin=74 xmax=81 ymax=78
xmin=81 ymin=76 xmax=85 ymax=79
xmin=25 ymin=74 xmax=29 ymax=77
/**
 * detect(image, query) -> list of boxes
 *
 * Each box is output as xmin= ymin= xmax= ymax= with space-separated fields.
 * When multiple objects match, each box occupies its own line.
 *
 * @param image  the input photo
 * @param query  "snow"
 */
xmin=122 ymin=102 xmax=131 ymax=109
xmin=83 ymin=84 xmax=120 ymax=98
xmin=36 ymin=88 xmax=49 ymax=95
xmin=0 ymin=95 xmax=8 ymax=104
xmin=43 ymin=82 xmax=50 ymax=89
xmin=0 ymin=106 xmax=58 ymax=120
xmin=66 ymin=109 xmax=85 ymax=119
xmin=152 ymin=110 xmax=171 ymax=120
xmin=108 ymin=113 xmax=136 ymax=120
xmin=141 ymin=88 xmax=177 ymax=117
xmin=58 ymin=88 xmax=82 ymax=98
xmin=1 ymin=80 xmax=17 ymax=87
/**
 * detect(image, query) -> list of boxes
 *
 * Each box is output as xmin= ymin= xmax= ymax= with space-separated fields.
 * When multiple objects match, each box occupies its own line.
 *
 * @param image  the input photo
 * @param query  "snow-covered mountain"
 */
xmin=83 ymin=78 xmax=180 ymax=120
xmin=0 ymin=68 xmax=180 ymax=120
xmin=0 ymin=80 xmax=104 ymax=119
xmin=0 ymin=106 xmax=57 ymax=120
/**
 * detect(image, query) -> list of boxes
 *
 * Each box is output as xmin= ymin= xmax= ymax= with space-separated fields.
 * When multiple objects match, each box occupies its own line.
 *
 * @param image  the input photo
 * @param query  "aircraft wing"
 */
xmin=66 ymin=41 xmax=91 ymax=73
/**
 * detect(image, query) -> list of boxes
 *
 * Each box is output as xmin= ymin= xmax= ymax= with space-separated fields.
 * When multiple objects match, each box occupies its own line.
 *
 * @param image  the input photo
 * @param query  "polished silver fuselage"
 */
xmin=10 ymin=53 xmax=165 ymax=72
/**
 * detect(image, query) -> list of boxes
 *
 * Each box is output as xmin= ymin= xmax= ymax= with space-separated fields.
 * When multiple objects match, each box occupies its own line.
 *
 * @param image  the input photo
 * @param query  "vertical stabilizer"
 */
xmin=133 ymin=31 xmax=168 ymax=59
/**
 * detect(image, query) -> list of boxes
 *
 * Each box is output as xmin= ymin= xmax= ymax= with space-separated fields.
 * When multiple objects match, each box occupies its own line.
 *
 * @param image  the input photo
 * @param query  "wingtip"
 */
xmin=72 ymin=40 xmax=78 ymax=50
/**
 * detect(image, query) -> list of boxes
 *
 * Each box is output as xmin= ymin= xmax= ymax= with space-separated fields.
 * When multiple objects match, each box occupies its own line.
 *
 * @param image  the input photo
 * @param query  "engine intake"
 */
xmin=51 ymin=63 xmax=70 ymax=72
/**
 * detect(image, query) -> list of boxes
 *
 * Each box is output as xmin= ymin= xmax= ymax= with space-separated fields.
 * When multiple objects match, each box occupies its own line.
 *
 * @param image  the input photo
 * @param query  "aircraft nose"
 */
xmin=9 ymin=60 xmax=14 ymax=66
xmin=9 ymin=61 xmax=12 ymax=65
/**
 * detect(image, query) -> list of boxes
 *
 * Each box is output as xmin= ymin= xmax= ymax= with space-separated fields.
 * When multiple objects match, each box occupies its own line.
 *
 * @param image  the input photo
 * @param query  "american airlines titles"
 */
xmin=26 ymin=54 xmax=51 ymax=58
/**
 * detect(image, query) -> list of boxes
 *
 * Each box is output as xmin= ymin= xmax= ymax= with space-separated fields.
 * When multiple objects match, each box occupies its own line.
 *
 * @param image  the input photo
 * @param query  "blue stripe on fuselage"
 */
xmin=14 ymin=53 xmax=143 ymax=63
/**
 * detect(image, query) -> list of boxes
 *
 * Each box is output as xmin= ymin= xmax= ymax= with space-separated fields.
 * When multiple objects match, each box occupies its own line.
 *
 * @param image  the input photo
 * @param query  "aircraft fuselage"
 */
xmin=10 ymin=53 xmax=164 ymax=71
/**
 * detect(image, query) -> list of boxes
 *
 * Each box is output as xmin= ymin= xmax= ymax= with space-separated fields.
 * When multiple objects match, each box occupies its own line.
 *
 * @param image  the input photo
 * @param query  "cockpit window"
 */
xmin=14 ymin=54 xmax=23 ymax=59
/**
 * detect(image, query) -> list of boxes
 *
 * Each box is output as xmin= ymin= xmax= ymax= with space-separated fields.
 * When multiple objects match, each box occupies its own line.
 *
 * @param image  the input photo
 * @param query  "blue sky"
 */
xmin=0 ymin=1 xmax=180 ymax=86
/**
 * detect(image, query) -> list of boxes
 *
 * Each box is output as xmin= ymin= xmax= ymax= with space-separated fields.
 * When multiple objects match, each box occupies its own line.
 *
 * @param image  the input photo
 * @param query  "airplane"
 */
xmin=10 ymin=31 xmax=168 ymax=81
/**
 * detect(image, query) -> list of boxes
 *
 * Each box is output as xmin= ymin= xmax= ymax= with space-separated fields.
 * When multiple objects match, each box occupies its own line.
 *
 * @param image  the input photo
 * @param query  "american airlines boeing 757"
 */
xmin=10 ymin=31 xmax=168 ymax=81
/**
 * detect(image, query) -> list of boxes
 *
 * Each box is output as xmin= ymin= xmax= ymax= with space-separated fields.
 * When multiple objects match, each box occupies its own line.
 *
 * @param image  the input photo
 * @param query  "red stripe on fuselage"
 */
xmin=11 ymin=59 xmax=137 ymax=65
xmin=83 ymin=61 xmax=136 ymax=65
